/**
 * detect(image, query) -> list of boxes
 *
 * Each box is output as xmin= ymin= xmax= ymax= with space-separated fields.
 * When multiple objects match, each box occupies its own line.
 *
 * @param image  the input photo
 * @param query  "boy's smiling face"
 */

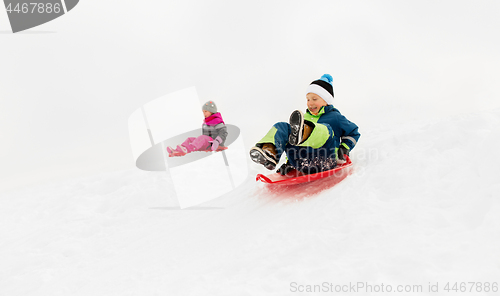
xmin=306 ymin=93 xmax=328 ymax=115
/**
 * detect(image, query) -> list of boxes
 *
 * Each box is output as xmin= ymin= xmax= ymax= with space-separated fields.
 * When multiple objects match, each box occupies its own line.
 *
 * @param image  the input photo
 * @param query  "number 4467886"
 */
xmin=444 ymin=282 xmax=498 ymax=293
xmin=6 ymin=3 xmax=61 ymax=14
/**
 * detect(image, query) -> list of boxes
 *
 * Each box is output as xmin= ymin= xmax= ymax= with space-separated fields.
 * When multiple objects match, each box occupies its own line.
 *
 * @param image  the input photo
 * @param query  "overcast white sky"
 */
xmin=1 ymin=0 xmax=499 ymax=192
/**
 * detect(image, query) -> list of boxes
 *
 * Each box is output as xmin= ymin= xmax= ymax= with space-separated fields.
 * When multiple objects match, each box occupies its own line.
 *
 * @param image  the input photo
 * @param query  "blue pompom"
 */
xmin=320 ymin=74 xmax=333 ymax=84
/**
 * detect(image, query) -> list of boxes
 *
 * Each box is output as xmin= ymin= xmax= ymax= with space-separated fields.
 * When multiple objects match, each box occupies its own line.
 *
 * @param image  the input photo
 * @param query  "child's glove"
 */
xmin=337 ymin=145 xmax=350 ymax=161
xmin=209 ymin=136 xmax=223 ymax=151
xmin=277 ymin=162 xmax=295 ymax=176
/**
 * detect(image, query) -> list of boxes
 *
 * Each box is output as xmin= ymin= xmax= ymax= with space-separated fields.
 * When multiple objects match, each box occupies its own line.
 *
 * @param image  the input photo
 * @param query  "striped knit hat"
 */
xmin=306 ymin=74 xmax=334 ymax=104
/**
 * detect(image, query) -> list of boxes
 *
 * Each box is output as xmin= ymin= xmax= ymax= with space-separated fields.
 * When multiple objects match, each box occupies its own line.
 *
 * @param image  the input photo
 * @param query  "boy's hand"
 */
xmin=277 ymin=162 xmax=295 ymax=176
xmin=337 ymin=145 xmax=349 ymax=161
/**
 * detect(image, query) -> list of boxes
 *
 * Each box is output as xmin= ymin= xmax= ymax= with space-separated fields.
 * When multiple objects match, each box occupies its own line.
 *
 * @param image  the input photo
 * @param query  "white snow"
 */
xmin=2 ymin=1 xmax=500 ymax=294
xmin=2 ymin=109 xmax=499 ymax=295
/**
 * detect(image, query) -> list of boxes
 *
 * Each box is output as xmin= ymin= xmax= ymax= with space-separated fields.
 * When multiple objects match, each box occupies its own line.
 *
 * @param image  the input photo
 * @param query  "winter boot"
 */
xmin=288 ymin=110 xmax=304 ymax=145
xmin=175 ymin=145 xmax=188 ymax=156
xmin=166 ymin=146 xmax=175 ymax=155
xmin=302 ymin=121 xmax=313 ymax=142
xmin=249 ymin=143 xmax=278 ymax=170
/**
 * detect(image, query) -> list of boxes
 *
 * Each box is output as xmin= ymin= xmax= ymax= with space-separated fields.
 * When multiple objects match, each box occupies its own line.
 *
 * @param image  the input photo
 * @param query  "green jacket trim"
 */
xmin=299 ymin=123 xmax=330 ymax=149
xmin=257 ymin=126 xmax=278 ymax=145
xmin=304 ymin=106 xmax=327 ymax=123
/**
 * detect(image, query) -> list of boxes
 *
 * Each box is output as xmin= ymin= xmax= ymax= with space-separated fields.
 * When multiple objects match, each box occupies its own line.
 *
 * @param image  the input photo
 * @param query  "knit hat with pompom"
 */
xmin=305 ymin=74 xmax=334 ymax=105
xmin=202 ymin=101 xmax=217 ymax=114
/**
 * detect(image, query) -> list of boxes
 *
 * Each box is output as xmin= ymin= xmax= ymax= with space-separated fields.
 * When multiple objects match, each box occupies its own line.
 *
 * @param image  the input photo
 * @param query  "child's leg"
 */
xmin=297 ymin=121 xmax=331 ymax=149
xmin=255 ymin=122 xmax=291 ymax=161
xmin=256 ymin=121 xmax=332 ymax=153
xmin=286 ymin=122 xmax=338 ymax=173
xmin=249 ymin=122 xmax=290 ymax=170
xmin=251 ymin=120 xmax=335 ymax=171
xmin=190 ymin=135 xmax=213 ymax=151
xmin=181 ymin=137 xmax=198 ymax=152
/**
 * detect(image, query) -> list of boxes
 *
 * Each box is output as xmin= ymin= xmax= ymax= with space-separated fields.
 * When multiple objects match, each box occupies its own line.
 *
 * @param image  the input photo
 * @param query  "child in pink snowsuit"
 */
xmin=167 ymin=101 xmax=228 ymax=156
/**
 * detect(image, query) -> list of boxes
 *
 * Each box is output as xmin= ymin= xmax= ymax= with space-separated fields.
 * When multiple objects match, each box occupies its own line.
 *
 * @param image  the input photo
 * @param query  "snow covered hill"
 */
xmin=1 ymin=109 xmax=499 ymax=295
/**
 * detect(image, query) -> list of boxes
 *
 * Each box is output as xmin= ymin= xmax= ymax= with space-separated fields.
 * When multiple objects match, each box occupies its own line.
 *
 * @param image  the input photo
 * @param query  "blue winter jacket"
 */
xmin=283 ymin=105 xmax=359 ymax=173
xmin=304 ymin=105 xmax=360 ymax=151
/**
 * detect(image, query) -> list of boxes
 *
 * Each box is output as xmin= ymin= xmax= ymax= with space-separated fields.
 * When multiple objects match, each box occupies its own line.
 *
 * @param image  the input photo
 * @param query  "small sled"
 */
xmin=168 ymin=146 xmax=228 ymax=157
xmin=256 ymin=155 xmax=353 ymax=185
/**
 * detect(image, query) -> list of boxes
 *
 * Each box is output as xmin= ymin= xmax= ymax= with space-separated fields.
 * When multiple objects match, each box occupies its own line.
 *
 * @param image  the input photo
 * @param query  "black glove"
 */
xmin=337 ymin=145 xmax=350 ymax=161
xmin=277 ymin=162 xmax=295 ymax=176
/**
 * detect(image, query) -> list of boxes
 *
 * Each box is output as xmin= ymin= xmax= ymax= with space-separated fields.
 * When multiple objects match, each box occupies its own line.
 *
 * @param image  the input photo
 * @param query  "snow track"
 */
xmin=1 ymin=110 xmax=500 ymax=295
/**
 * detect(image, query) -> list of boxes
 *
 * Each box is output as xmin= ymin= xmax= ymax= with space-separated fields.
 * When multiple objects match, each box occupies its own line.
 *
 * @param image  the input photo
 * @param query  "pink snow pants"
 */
xmin=181 ymin=135 xmax=213 ymax=152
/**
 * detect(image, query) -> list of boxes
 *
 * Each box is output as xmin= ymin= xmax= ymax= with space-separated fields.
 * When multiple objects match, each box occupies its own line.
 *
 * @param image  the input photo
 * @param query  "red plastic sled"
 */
xmin=168 ymin=146 xmax=228 ymax=157
xmin=202 ymin=146 xmax=228 ymax=152
xmin=256 ymin=155 xmax=353 ymax=185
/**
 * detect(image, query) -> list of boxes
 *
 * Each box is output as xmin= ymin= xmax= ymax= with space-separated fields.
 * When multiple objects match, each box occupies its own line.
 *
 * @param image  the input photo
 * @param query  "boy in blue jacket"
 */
xmin=250 ymin=74 xmax=360 ymax=175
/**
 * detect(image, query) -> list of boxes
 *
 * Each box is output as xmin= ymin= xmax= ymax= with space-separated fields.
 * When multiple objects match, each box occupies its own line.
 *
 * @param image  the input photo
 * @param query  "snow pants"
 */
xmin=181 ymin=135 xmax=213 ymax=152
xmin=256 ymin=121 xmax=339 ymax=174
